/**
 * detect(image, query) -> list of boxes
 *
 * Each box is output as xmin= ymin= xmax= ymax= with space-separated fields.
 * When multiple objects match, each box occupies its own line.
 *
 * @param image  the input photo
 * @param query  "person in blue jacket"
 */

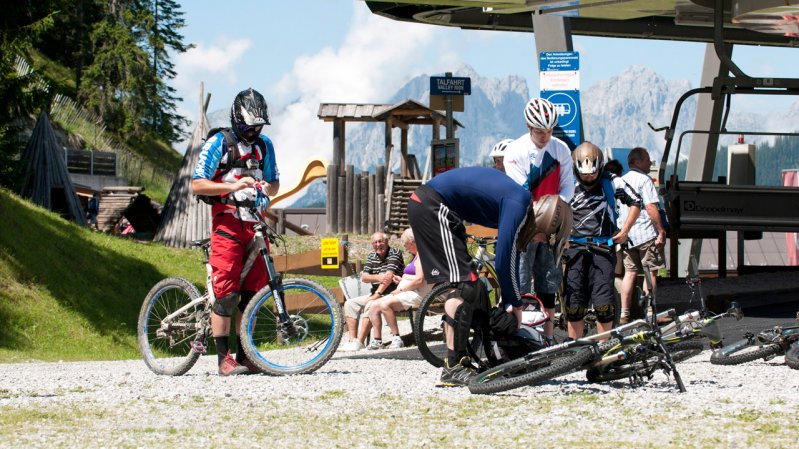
xmin=408 ymin=167 xmax=543 ymax=387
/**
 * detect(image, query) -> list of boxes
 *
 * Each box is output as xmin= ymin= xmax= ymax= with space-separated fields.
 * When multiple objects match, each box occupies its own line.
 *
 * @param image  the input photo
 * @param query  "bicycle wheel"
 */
xmin=414 ymin=283 xmax=486 ymax=368
xmin=668 ymin=339 xmax=705 ymax=363
xmin=137 ymin=277 xmax=204 ymax=376
xmin=469 ymin=346 xmax=595 ymax=395
xmin=709 ymin=336 xmax=782 ymax=366
xmin=240 ymin=278 xmax=342 ymax=375
xmin=586 ymin=339 xmax=703 ymax=383
xmin=785 ymin=342 xmax=799 ymax=370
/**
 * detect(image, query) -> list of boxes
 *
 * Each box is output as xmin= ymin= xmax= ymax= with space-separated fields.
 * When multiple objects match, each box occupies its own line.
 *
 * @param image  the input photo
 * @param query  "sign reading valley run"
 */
xmin=430 ymin=76 xmax=471 ymax=95
xmin=539 ymin=51 xmax=581 ymax=149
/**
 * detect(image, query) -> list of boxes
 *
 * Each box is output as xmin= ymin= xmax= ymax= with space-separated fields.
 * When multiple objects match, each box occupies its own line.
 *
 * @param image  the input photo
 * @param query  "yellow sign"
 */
xmin=321 ymin=238 xmax=339 ymax=269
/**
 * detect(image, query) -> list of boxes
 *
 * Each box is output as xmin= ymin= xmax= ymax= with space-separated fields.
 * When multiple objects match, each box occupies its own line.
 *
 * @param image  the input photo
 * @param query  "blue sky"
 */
xmin=173 ymin=0 xmax=799 ymax=193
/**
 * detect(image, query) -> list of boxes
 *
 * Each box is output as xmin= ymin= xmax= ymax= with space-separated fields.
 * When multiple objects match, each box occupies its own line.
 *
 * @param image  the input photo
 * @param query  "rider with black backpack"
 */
xmin=191 ymin=88 xmax=280 ymax=376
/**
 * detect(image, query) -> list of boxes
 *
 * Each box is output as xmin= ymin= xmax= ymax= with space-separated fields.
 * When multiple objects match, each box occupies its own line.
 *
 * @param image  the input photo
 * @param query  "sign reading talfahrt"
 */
xmin=430 ymin=76 xmax=471 ymax=95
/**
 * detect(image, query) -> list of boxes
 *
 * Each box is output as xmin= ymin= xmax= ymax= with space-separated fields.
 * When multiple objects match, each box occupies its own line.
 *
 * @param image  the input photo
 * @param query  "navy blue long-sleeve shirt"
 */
xmin=427 ymin=167 xmax=532 ymax=307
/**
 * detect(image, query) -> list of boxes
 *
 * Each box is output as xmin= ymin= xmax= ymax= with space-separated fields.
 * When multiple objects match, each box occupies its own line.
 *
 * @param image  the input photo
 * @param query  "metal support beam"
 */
xmin=674 ymin=43 xmax=730 ymax=278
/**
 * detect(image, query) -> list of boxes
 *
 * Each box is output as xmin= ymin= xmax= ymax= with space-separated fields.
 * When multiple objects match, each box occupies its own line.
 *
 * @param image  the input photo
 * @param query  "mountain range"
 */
xmin=207 ymin=65 xmax=799 ymax=207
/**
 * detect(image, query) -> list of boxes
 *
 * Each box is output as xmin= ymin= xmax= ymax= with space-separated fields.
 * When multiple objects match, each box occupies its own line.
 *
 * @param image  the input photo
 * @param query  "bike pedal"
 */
xmin=190 ymin=341 xmax=207 ymax=354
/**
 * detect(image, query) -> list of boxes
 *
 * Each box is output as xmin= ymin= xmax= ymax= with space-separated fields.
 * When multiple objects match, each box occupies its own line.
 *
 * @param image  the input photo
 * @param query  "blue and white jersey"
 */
xmin=192 ymin=131 xmax=279 ymax=221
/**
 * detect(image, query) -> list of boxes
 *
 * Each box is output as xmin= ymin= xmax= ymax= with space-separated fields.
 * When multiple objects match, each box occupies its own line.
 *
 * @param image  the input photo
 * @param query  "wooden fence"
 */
xmin=15 ymin=56 xmax=174 ymax=192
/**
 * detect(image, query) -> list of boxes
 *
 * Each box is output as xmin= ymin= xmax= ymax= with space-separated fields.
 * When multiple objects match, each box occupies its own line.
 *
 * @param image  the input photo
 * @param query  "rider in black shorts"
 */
xmin=408 ymin=167 xmax=568 ymax=386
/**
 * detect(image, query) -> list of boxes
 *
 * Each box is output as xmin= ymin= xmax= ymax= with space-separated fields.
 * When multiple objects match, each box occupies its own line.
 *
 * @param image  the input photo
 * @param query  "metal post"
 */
xmin=445 ymin=72 xmax=454 ymax=139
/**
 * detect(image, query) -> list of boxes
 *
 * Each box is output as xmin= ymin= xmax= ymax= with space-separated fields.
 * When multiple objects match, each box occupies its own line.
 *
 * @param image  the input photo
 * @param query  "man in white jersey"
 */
xmin=503 ymin=97 xmax=574 ymax=341
xmin=617 ymin=147 xmax=666 ymax=324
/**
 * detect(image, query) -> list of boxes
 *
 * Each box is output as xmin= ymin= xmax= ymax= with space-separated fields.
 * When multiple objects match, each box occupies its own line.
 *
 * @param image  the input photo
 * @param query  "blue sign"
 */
xmin=539 ymin=51 xmax=581 ymax=150
xmin=430 ymin=76 xmax=471 ymax=95
xmin=539 ymin=52 xmax=580 ymax=72
xmin=542 ymin=90 xmax=581 ymax=150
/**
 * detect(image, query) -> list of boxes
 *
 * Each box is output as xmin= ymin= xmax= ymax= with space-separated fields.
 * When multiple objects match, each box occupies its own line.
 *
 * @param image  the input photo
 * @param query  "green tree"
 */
xmin=79 ymin=0 xmax=190 ymax=143
xmin=0 ymin=10 xmax=54 ymax=189
xmin=142 ymin=0 xmax=192 ymax=143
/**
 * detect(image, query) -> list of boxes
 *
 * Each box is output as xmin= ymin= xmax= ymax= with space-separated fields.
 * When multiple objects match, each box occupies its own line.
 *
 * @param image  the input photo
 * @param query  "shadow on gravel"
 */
xmin=334 ymin=346 xmax=426 ymax=362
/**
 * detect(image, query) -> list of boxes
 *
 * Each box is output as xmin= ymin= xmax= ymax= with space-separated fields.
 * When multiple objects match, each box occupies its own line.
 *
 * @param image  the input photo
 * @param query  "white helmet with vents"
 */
xmin=524 ymin=97 xmax=558 ymax=130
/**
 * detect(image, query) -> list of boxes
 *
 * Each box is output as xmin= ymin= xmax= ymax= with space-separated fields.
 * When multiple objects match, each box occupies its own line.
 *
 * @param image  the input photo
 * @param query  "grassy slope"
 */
xmin=0 ymin=188 xmax=204 ymax=363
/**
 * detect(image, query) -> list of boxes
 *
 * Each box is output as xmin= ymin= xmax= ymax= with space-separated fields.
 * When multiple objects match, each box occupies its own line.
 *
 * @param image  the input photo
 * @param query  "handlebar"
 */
xmin=568 ymin=240 xmax=613 ymax=254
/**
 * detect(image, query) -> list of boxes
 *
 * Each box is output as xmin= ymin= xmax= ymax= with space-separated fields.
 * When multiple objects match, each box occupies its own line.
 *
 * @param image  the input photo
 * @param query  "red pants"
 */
xmin=210 ymin=213 xmax=268 ymax=299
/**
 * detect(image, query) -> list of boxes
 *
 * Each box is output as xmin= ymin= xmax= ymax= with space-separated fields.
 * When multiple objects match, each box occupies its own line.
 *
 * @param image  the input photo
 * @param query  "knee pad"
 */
xmin=238 ymin=291 xmax=255 ymax=312
xmin=595 ymin=303 xmax=615 ymax=324
xmin=213 ymin=292 xmax=239 ymax=317
xmin=566 ymin=305 xmax=587 ymax=322
xmin=536 ymin=292 xmax=556 ymax=310
xmin=451 ymin=299 xmax=475 ymax=358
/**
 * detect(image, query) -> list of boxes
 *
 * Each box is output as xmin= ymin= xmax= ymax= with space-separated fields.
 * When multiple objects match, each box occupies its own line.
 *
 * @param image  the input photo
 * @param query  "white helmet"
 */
xmin=490 ymin=139 xmax=513 ymax=158
xmin=524 ymin=97 xmax=558 ymax=129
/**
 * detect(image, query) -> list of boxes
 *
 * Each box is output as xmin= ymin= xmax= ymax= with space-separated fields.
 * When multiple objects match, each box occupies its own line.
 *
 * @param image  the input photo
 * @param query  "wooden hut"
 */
xmin=154 ymin=85 xmax=213 ymax=247
xmin=19 ymin=111 xmax=86 ymax=226
xmin=317 ymin=99 xmax=462 ymax=236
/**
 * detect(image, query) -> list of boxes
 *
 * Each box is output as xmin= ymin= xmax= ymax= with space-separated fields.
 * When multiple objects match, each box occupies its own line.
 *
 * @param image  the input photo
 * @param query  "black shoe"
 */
xmin=436 ymin=356 xmax=477 ymax=387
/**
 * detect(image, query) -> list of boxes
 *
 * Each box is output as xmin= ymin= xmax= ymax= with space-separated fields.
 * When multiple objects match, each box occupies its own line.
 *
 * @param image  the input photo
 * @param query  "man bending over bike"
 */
xmin=565 ymin=142 xmax=640 ymax=340
xmin=408 ymin=167 xmax=566 ymax=387
xmin=191 ymin=88 xmax=280 ymax=376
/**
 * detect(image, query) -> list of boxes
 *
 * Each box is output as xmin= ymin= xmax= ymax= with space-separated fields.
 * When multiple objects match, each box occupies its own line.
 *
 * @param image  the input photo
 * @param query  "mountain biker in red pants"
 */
xmin=192 ymin=88 xmax=280 ymax=375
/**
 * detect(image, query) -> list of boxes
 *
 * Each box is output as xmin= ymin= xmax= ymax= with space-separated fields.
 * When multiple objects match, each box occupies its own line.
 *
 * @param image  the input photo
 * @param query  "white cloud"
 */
xmin=269 ymin=6 xmax=442 ymax=200
xmin=173 ymin=38 xmax=252 ymax=119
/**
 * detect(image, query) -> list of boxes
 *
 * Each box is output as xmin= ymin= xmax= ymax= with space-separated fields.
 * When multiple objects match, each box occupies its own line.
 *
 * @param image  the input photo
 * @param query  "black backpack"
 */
xmin=196 ymin=127 xmax=267 ymax=205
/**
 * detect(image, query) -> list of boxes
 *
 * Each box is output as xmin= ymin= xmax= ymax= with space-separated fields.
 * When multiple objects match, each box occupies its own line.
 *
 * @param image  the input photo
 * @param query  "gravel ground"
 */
xmin=1 ymin=345 xmax=797 ymax=448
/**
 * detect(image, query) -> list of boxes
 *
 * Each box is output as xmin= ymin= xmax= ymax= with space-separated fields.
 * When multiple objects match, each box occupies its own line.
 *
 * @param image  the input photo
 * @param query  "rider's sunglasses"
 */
xmin=238 ymin=124 xmax=263 ymax=135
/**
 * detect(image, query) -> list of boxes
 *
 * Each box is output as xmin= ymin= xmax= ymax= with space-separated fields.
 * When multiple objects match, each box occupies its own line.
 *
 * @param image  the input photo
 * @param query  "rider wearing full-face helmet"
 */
xmin=564 ymin=142 xmax=641 ymax=340
xmin=501 ymin=98 xmax=575 ymax=341
xmin=192 ymin=88 xmax=280 ymax=376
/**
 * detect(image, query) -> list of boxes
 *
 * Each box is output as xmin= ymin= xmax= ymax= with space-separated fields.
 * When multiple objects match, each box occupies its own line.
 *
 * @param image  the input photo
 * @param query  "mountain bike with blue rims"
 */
xmin=138 ymin=191 xmax=342 ymax=376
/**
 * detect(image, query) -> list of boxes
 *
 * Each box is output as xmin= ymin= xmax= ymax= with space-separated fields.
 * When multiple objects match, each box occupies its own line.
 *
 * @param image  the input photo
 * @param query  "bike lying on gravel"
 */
xmin=469 ymin=266 xmax=690 ymax=395
xmin=138 ymin=195 xmax=342 ymax=376
xmin=786 ymin=341 xmax=799 ymax=370
xmin=413 ymin=235 xmax=549 ymax=369
xmin=657 ymin=256 xmax=744 ymax=352
xmin=710 ymin=311 xmax=799 ymax=367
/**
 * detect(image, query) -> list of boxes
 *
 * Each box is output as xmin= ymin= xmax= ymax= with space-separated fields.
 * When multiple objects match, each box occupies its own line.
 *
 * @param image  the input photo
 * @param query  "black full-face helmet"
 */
xmin=230 ymin=88 xmax=269 ymax=144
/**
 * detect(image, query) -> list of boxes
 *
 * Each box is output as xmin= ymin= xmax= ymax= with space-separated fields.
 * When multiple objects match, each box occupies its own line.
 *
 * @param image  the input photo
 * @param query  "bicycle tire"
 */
xmin=137 ymin=277 xmax=204 ymax=376
xmin=469 ymin=346 xmax=595 ymax=395
xmin=785 ymin=343 xmax=799 ymax=370
xmin=240 ymin=278 xmax=342 ymax=375
xmin=414 ymin=283 xmax=486 ymax=368
xmin=585 ymin=339 xmax=704 ymax=383
xmin=709 ymin=337 xmax=782 ymax=366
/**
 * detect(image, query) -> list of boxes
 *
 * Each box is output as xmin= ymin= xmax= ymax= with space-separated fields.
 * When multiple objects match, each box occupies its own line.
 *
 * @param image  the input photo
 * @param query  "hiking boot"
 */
xmin=218 ymin=353 xmax=249 ymax=376
xmin=436 ymin=356 xmax=477 ymax=387
xmin=388 ymin=336 xmax=404 ymax=349
xmin=367 ymin=339 xmax=383 ymax=350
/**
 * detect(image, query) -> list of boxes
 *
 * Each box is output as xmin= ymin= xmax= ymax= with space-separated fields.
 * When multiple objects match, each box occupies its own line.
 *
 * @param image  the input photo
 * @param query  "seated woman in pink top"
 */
xmin=367 ymin=228 xmax=431 ymax=350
